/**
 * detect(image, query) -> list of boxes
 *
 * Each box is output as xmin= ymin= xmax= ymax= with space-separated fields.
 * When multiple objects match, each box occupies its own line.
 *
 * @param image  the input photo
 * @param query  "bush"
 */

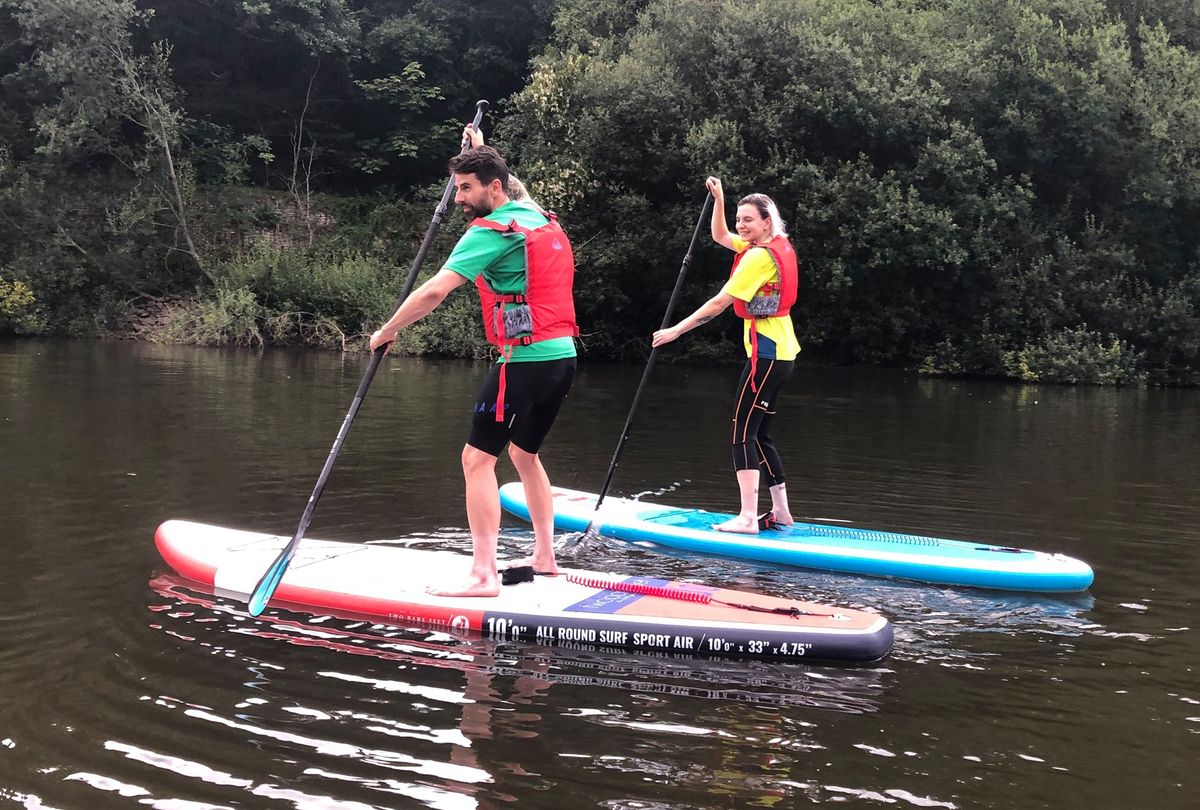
xmin=1004 ymin=326 xmax=1147 ymax=385
xmin=1139 ymin=266 xmax=1200 ymax=385
xmin=163 ymin=286 xmax=265 ymax=347
xmin=159 ymin=242 xmax=490 ymax=352
xmin=0 ymin=276 xmax=47 ymax=335
xmin=389 ymin=288 xmax=491 ymax=359
xmin=210 ymin=244 xmax=397 ymax=338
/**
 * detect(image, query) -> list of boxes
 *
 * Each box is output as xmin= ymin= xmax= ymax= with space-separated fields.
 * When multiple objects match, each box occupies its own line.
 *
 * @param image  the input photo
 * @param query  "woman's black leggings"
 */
xmin=730 ymin=358 xmax=794 ymax=486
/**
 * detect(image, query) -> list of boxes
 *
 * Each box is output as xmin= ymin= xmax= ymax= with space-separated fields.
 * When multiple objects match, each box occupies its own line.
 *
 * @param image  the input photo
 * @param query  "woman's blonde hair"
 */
xmin=507 ymin=173 xmax=530 ymax=202
xmin=738 ymin=193 xmax=787 ymax=238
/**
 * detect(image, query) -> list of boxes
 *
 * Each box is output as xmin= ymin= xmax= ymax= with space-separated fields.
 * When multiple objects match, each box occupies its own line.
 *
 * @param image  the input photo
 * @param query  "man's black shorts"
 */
xmin=467 ymin=357 xmax=576 ymax=456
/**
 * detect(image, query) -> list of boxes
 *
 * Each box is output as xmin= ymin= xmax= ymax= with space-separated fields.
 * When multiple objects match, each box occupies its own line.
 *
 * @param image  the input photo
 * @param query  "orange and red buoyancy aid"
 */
xmin=469 ymin=210 xmax=579 ymax=421
xmin=729 ymin=235 xmax=799 ymax=390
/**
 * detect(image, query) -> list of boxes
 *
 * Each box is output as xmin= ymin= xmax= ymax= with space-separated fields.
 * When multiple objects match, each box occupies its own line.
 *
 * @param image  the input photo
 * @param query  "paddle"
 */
xmin=581 ymin=194 xmax=714 ymax=539
xmin=247 ymin=100 xmax=489 ymax=617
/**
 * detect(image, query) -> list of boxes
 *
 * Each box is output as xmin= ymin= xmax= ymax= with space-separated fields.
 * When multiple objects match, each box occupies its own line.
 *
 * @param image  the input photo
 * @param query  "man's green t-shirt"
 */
xmin=443 ymin=201 xmax=577 ymax=362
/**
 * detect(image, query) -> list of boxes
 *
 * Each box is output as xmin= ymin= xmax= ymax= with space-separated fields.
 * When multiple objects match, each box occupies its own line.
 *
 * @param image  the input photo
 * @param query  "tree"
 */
xmin=2 ymin=0 xmax=208 ymax=280
xmin=501 ymin=0 xmax=1200 ymax=382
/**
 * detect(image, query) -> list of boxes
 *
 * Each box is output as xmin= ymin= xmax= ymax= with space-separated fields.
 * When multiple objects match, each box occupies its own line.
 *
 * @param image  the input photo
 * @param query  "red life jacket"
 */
xmin=469 ymin=209 xmax=579 ymax=421
xmin=729 ymin=236 xmax=799 ymax=391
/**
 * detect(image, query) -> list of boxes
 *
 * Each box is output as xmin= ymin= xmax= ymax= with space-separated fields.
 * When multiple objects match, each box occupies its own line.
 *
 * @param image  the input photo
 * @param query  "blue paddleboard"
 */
xmin=499 ymin=484 xmax=1094 ymax=593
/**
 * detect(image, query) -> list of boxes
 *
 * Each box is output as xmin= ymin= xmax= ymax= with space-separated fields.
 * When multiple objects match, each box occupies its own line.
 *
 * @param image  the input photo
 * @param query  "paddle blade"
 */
xmin=247 ymin=547 xmax=294 ymax=616
xmin=555 ymin=530 xmax=586 ymax=551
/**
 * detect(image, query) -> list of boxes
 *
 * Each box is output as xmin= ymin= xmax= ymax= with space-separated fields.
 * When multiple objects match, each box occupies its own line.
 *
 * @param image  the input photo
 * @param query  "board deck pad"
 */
xmin=498 ymin=484 xmax=1094 ymax=592
xmin=154 ymin=520 xmax=893 ymax=662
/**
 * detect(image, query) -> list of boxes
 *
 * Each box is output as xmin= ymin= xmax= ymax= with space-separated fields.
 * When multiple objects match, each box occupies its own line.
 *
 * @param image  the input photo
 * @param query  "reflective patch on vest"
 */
xmin=746 ymin=293 xmax=781 ymax=317
xmin=501 ymin=303 xmax=533 ymax=337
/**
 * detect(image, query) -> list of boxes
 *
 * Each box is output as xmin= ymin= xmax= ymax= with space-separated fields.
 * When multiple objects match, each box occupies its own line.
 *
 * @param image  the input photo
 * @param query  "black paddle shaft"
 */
xmin=592 ymin=194 xmax=714 ymax=512
xmin=248 ymin=100 xmax=488 ymax=615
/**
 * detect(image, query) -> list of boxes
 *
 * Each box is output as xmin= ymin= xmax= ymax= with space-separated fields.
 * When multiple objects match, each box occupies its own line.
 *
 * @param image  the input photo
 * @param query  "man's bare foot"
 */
xmin=714 ymin=515 xmax=759 ymax=534
xmin=427 ymin=573 xmax=500 ymax=597
xmin=506 ymin=557 xmax=559 ymax=576
xmin=773 ymin=510 xmax=795 ymax=526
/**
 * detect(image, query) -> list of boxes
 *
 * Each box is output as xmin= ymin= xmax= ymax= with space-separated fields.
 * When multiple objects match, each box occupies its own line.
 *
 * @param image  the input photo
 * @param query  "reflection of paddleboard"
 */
xmin=498 ymin=484 xmax=1095 ymax=593
xmin=154 ymin=520 xmax=893 ymax=662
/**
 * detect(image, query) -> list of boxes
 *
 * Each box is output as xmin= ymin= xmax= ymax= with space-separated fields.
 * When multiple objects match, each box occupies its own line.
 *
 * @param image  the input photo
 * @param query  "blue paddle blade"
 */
xmin=248 ymin=551 xmax=292 ymax=616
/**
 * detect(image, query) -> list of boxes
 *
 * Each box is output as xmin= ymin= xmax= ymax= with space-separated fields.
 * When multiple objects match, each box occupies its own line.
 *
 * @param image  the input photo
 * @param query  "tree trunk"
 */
xmin=158 ymin=120 xmax=214 ymax=284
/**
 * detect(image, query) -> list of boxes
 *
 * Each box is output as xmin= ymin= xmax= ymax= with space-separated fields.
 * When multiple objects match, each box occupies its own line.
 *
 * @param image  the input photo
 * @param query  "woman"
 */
xmin=465 ymin=124 xmax=539 ymax=208
xmin=652 ymin=177 xmax=801 ymax=533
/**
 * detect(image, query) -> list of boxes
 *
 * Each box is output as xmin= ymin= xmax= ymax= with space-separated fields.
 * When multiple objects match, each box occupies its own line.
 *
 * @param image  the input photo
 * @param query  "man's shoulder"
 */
xmin=481 ymin=201 xmax=550 ymax=230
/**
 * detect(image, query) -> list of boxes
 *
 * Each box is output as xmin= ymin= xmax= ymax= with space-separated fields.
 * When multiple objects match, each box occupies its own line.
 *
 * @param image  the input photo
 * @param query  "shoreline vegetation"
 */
xmin=3 ymin=1 xmax=1199 ymax=386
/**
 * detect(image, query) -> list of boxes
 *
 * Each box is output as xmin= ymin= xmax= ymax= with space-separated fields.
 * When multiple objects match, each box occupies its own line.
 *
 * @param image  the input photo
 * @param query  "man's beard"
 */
xmin=461 ymin=198 xmax=494 ymax=219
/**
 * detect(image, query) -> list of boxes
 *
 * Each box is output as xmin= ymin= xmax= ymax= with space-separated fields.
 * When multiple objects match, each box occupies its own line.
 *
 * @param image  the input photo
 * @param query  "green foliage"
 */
xmin=2 ymin=0 xmax=1200 ymax=385
xmin=236 ymin=0 xmax=360 ymax=56
xmin=154 ymin=245 xmax=491 ymax=355
xmin=499 ymin=0 xmax=1200 ymax=383
xmin=0 ymin=276 xmax=45 ymax=334
xmin=145 ymin=0 xmax=551 ymax=190
xmin=163 ymin=285 xmax=265 ymax=347
xmin=0 ymin=0 xmax=210 ymax=333
xmin=1138 ymin=265 xmax=1200 ymax=384
xmin=390 ymin=284 xmax=491 ymax=359
xmin=187 ymin=123 xmax=276 ymax=186
xmin=214 ymin=245 xmax=394 ymax=334
xmin=1003 ymin=326 xmax=1147 ymax=385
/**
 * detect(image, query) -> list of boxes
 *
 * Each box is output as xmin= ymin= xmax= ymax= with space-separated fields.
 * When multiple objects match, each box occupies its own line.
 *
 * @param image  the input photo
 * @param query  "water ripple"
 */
xmin=0 ymin=572 xmax=892 ymax=808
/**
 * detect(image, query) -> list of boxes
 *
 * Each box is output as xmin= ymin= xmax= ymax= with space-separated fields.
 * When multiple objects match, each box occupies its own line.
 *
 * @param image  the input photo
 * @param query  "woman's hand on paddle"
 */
xmin=369 ymin=327 xmax=397 ymax=353
xmin=651 ymin=325 xmax=682 ymax=347
xmin=705 ymin=176 xmax=735 ymax=249
xmin=462 ymin=124 xmax=484 ymax=150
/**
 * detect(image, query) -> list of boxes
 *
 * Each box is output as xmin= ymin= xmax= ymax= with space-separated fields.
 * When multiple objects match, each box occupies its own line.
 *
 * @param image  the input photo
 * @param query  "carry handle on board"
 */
xmin=247 ymin=100 xmax=490 ymax=617
xmin=583 ymin=194 xmax=714 ymax=538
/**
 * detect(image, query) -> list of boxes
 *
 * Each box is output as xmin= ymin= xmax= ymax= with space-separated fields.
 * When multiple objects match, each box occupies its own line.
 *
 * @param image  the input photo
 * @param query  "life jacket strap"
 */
xmin=495 ymin=345 xmax=513 ymax=422
xmin=748 ymin=321 xmax=760 ymax=392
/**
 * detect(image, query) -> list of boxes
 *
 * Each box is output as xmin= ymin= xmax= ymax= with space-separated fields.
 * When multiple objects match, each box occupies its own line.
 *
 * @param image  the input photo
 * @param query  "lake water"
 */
xmin=0 ymin=338 xmax=1196 ymax=808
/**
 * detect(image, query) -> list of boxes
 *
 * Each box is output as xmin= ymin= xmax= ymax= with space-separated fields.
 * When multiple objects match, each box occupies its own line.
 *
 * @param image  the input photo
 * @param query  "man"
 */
xmin=370 ymin=141 xmax=578 ymax=597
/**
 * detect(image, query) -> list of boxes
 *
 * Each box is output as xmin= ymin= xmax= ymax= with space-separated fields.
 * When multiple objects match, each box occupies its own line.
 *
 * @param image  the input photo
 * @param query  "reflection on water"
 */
xmin=135 ymin=572 xmax=896 ymax=809
xmin=148 ymin=574 xmax=890 ymax=714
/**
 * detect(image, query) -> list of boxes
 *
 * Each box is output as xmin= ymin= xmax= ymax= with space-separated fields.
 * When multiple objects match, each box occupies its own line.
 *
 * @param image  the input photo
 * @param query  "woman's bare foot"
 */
xmin=427 ymin=572 xmax=500 ymax=597
xmin=767 ymin=484 xmax=794 ymax=527
xmin=714 ymin=515 xmax=759 ymax=534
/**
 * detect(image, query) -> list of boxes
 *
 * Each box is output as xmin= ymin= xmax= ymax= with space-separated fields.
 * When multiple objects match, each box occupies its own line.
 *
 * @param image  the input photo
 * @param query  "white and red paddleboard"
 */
xmin=155 ymin=520 xmax=893 ymax=662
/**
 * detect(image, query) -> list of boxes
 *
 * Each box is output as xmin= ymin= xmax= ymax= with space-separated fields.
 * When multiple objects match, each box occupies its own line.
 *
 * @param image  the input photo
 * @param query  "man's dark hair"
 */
xmin=449 ymin=146 xmax=509 ymax=189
